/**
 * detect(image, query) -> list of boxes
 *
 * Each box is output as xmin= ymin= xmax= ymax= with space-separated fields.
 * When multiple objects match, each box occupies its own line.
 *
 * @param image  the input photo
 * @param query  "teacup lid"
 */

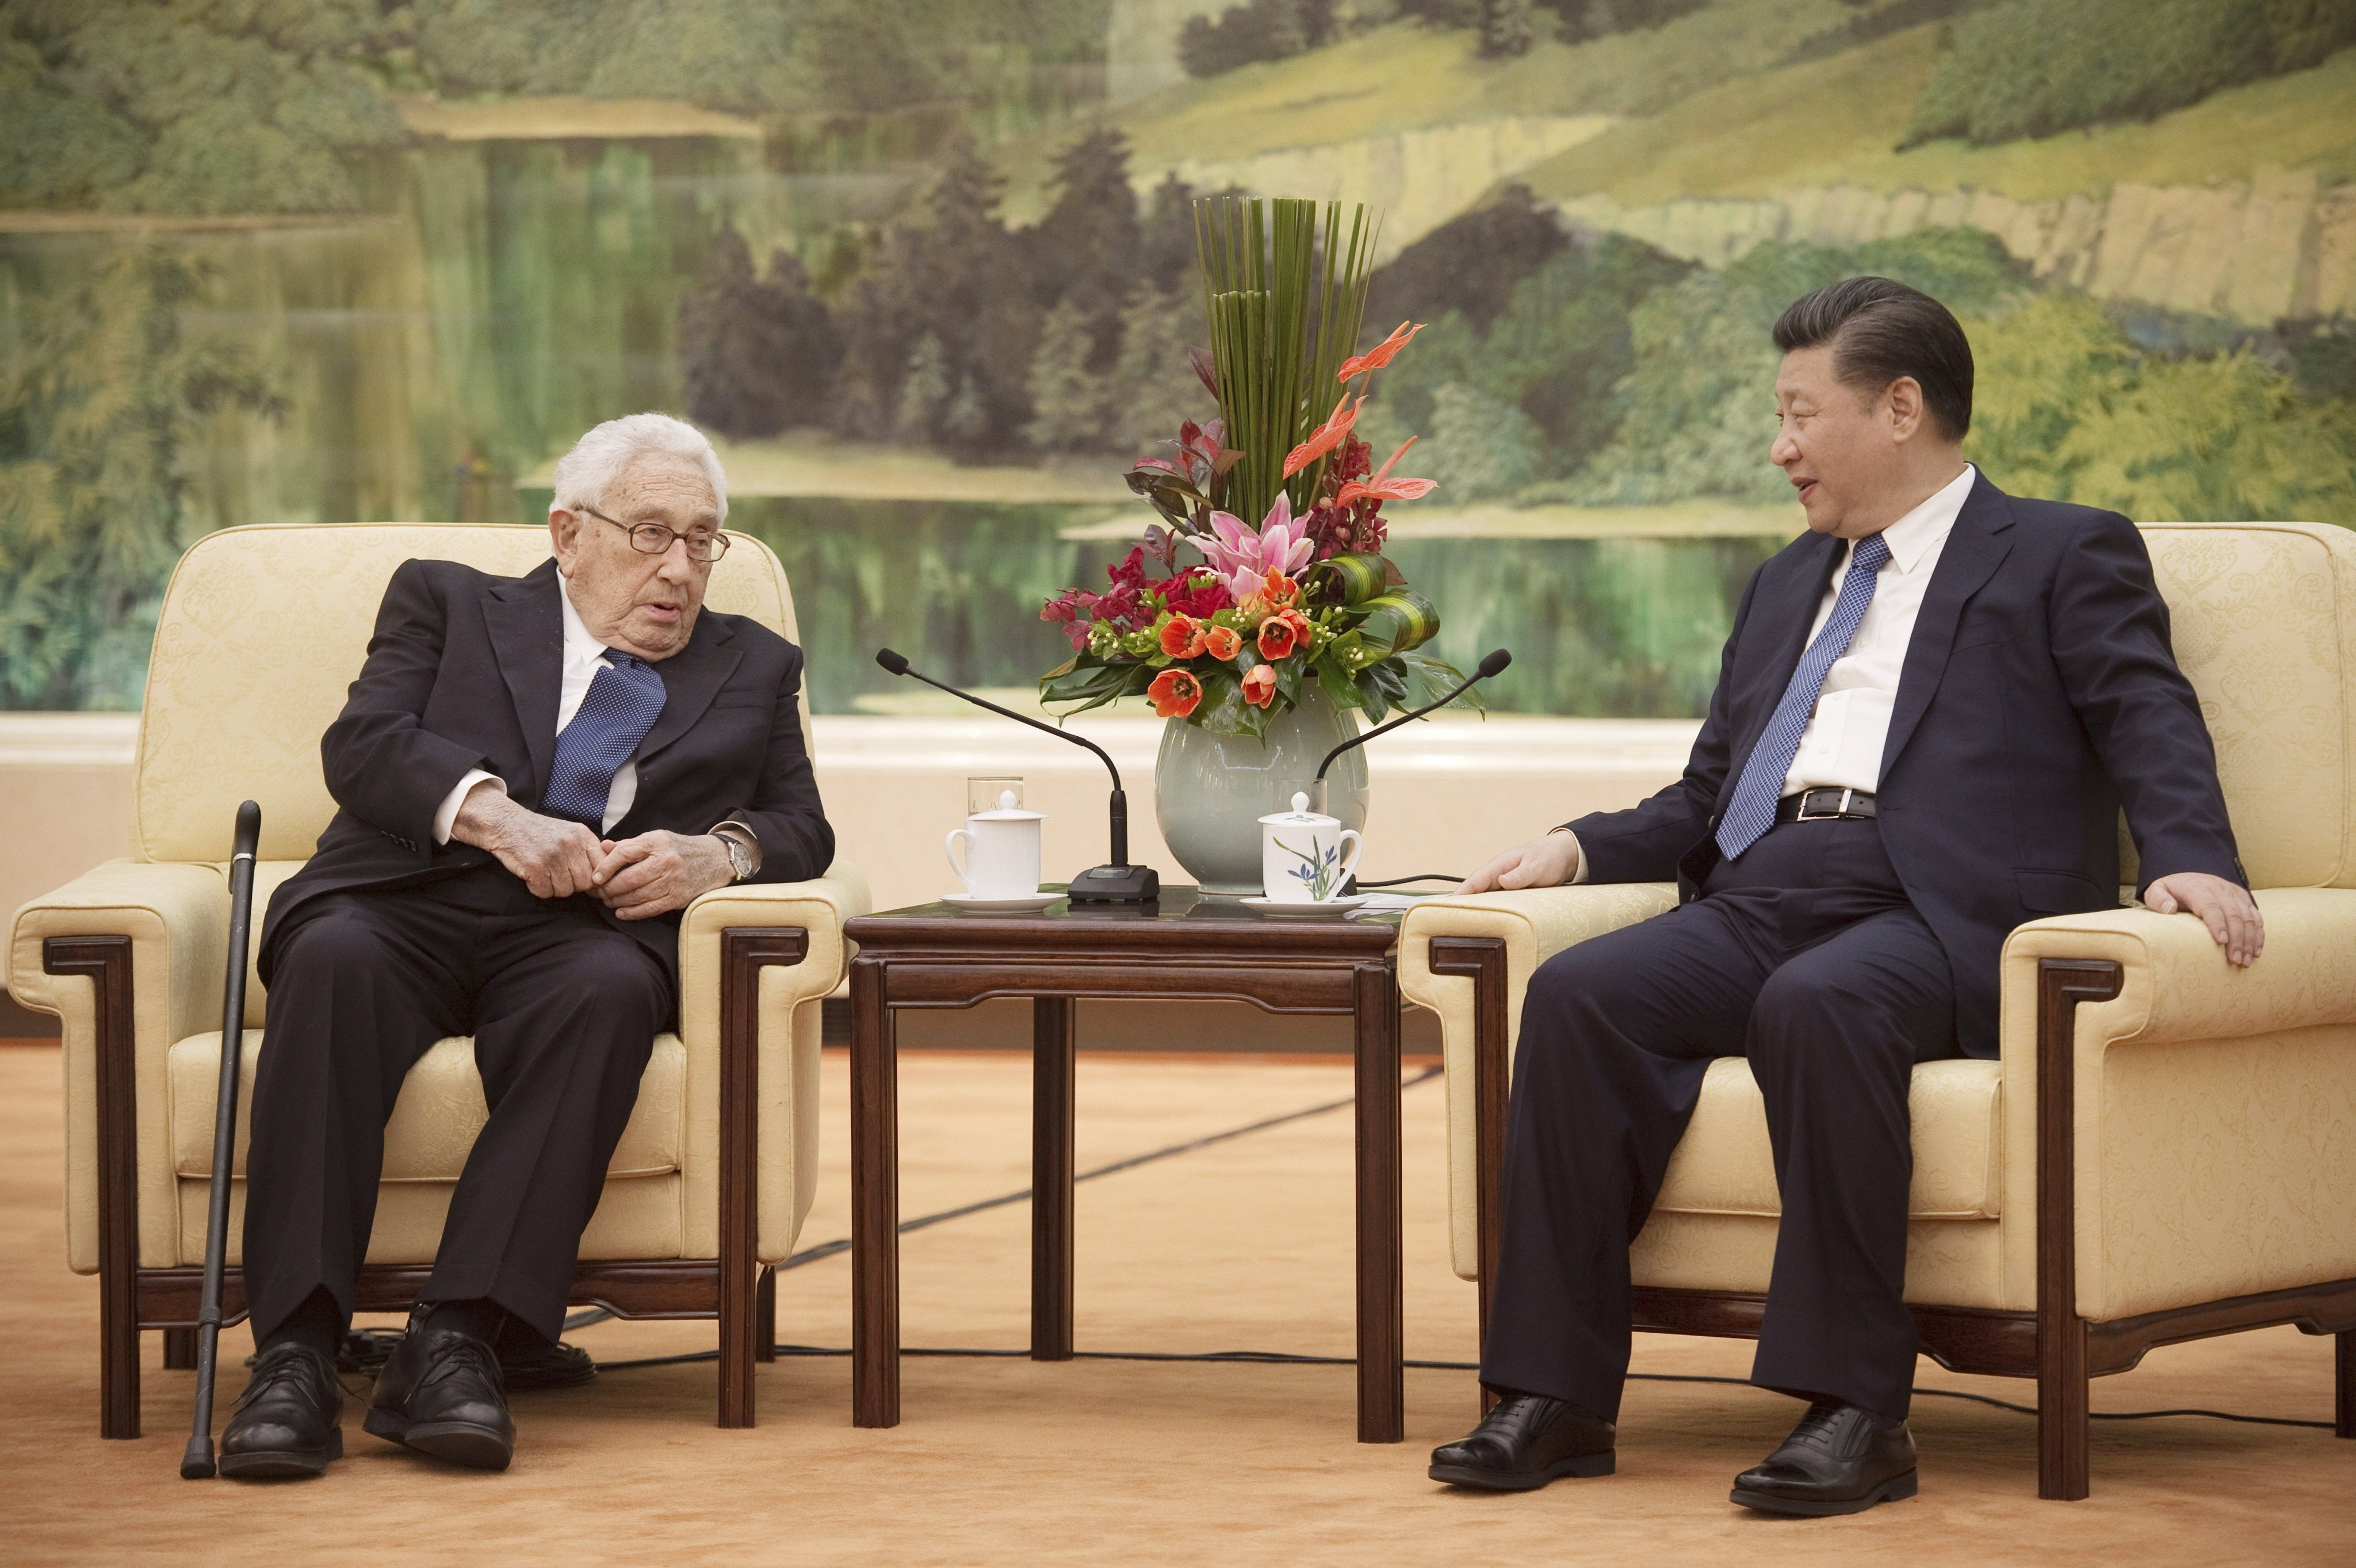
xmin=972 ymin=788 xmax=1044 ymax=821
xmin=1259 ymin=790 xmax=1338 ymax=827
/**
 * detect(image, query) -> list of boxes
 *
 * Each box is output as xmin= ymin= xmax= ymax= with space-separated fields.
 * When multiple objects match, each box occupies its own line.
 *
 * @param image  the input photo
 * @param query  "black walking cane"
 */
xmin=182 ymin=799 xmax=261 ymax=1480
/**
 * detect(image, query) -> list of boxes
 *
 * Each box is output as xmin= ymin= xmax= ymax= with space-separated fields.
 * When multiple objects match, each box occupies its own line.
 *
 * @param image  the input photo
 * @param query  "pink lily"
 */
xmin=1334 ymin=437 xmax=1438 ymax=507
xmin=1195 ymin=494 xmax=1314 ymax=602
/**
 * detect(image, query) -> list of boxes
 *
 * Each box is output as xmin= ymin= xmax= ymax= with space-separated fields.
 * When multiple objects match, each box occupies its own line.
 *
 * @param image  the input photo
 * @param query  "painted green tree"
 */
xmin=0 ymin=247 xmax=277 ymax=708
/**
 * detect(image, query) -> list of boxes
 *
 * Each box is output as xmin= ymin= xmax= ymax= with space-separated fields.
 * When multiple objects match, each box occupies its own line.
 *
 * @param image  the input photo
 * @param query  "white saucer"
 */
xmin=942 ymin=891 xmax=1061 ymax=913
xmin=1238 ymin=894 xmax=1371 ymax=918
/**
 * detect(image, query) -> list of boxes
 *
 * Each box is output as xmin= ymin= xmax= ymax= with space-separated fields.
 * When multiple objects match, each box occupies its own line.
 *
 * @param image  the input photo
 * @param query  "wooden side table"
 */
xmin=844 ymin=889 xmax=1408 ymax=1442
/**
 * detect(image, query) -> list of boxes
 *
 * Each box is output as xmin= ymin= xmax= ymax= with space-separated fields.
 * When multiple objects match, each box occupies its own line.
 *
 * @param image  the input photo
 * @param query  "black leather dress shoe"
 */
xmin=363 ymin=1318 xmax=516 ymax=1471
xmin=220 ymin=1343 xmax=344 ymax=1479
xmin=499 ymin=1337 xmax=596 ymax=1393
xmin=1428 ymin=1393 xmax=1616 ymax=1490
xmin=1731 ymin=1399 xmax=1918 ymax=1516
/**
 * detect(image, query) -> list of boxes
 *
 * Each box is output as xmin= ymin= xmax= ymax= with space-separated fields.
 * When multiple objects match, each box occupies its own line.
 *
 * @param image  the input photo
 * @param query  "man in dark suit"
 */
xmin=218 ymin=414 xmax=834 ymax=1479
xmin=1426 ymin=279 xmax=2259 ymax=1515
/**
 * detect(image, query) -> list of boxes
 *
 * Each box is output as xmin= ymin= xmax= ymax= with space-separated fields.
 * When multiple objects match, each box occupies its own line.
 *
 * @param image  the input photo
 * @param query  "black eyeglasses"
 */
xmin=579 ymin=504 xmax=730 ymax=563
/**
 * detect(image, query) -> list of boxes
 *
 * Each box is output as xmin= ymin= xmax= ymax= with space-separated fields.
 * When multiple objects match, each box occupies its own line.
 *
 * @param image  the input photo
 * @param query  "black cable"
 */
xmin=559 ymin=1066 xmax=2333 ymax=1436
xmin=558 ymin=1067 xmax=1443 ymax=1335
xmin=1352 ymin=874 xmax=1466 ymax=889
xmin=579 ymin=1346 xmax=2335 ymax=1430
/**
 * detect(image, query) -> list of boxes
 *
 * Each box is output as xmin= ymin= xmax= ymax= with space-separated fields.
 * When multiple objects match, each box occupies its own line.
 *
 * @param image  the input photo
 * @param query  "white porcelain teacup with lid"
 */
xmin=946 ymin=790 xmax=1044 ymax=898
xmin=1259 ymin=791 xmax=1364 ymax=903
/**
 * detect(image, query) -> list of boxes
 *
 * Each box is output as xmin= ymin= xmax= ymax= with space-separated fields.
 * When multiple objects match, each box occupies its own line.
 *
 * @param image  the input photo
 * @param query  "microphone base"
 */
xmin=1065 ymin=864 xmax=1161 ymax=904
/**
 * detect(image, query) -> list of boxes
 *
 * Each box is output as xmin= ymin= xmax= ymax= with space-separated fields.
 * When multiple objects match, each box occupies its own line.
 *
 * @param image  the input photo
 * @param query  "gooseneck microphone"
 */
xmin=1315 ymin=648 xmax=1513 ymax=784
xmin=875 ymin=649 xmax=1160 ymax=904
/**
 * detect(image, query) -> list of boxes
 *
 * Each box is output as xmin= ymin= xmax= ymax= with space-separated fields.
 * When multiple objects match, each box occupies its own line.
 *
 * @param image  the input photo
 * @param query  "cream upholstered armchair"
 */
xmin=6 ymin=523 xmax=869 ymax=1439
xmin=1399 ymin=520 xmax=2356 ymax=1500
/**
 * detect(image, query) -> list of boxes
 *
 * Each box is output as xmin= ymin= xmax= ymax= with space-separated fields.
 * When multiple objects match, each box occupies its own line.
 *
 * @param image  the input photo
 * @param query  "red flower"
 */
xmin=1159 ymin=569 xmax=1234 ymax=619
xmin=1336 ymin=320 xmax=1424 ymax=383
xmin=1241 ymin=664 xmax=1278 ymax=708
xmin=1159 ymin=614 xmax=1206 ymax=659
xmin=1203 ymin=624 xmax=1242 ymax=661
xmin=1148 ymin=667 xmax=1204 ymax=718
xmin=1257 ymin=608 xmax=1309 ymax=661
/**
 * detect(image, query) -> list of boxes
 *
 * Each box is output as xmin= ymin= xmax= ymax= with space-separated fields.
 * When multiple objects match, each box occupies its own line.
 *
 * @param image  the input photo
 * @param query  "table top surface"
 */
xmin=846 ymin=885 xmax=1403 ymax=956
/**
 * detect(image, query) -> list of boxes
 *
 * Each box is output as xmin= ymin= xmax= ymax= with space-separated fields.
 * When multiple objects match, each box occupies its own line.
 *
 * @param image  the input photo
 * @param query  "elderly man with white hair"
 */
xmin=219 ymin=414 xmax=833 ymax=1479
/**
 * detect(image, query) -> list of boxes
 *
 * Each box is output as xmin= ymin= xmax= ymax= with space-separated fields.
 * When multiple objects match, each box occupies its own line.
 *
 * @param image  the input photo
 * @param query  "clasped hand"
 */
xmin=454 ymin=786 xmax=732 ymax=918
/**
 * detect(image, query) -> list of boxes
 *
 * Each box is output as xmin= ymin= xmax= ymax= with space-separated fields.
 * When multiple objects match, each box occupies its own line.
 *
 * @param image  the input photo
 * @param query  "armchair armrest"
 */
xmin=1399 ymin=882 xmax=1678 ymax=1281
xmin=674 ymin=860 xmax=870 ymax=1267
xmin=1997 ymin=886 xmax=2356 ymax=1341
xmin=2002 ymin=887 xmax=2356 ymax=1050
xmin=7 ymin=859 xmax=231 ymax=1273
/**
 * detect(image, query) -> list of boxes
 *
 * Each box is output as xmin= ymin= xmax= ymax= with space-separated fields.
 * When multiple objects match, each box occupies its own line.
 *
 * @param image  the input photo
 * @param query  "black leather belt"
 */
xmin=1775 ymin=787 xmax=1877 ymax=823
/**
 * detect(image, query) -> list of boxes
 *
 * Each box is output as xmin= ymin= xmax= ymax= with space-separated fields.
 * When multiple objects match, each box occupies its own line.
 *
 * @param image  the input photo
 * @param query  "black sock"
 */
xmin=493 ymin=1310 xmax=554 ymax=1359
xmin=261 ymin=1286 xmax=343 ymax=1362
xmin=423 ymin=1296 xmax=508 ymax=1345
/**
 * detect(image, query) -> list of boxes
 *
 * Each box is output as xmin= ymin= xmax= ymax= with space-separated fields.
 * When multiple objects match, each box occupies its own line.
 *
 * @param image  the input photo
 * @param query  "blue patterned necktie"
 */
xmin=1714 ymin=531 xmax=1892 ymax=862
xmin=542 ymin=651 xmax=666 ymax=831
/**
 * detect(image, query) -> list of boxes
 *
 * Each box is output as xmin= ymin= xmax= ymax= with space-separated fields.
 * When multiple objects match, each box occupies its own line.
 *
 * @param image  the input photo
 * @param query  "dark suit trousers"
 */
xmin=1479 ymin=819 xmax=1959 ymax=1425
xmin=240 ymin=865 xmax=674 ymax=1345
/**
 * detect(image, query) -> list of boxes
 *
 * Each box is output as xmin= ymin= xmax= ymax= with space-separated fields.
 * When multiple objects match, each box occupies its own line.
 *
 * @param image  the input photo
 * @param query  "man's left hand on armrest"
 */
xmin=2143 ymin=871 xmax=2265 ymax=968
xmin=593 ymin=830 xmax=736 ymax=920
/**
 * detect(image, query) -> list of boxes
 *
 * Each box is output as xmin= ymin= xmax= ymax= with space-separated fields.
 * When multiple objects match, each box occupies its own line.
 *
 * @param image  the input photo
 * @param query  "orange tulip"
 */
xmin=1241 ymin=664 xmax=1278 ymax=708
xmin=1257 ymin=607 xmax=1310 ymax=661
xmin=1148 ymin=667 xmax=1204 ymax=719
xmin=1334 ymin=437 xmax=1439 ymax=507
xmin=1203 ymin=624 xmax=1243 ymax=660
xmin=1158 ymin=613 xmax=1206 ymax=659
xmin=1282 ymin=393 xmax=1364 ymax=479
xmin=1336 ymin=320 xmax=1424 ymax=383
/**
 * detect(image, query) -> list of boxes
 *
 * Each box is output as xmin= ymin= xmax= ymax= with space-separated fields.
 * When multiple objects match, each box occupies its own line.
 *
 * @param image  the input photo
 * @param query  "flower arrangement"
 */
xmin=1038 ymin=198 xmax=1473 ymax=737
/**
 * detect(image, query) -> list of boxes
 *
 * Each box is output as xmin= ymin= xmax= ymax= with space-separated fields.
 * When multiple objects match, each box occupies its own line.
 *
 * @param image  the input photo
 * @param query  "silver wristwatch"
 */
xmin=717 ymin=832 xmax=755 ymax=883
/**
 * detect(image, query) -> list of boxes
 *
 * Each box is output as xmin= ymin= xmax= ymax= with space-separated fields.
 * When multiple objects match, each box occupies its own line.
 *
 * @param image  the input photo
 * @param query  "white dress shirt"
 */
xmin=1556 ymin=463 xmax=1976 ymax=882
xmin=1781 ymin=462 xmax=1975 ymax=796
xmin=430 ymin=579 xmax=643 ymax=844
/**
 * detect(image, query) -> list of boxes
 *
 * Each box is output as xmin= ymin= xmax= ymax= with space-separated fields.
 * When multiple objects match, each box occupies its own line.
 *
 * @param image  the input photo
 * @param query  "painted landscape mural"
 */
xmin=3 ymin=0 xmax=2352 ymax=716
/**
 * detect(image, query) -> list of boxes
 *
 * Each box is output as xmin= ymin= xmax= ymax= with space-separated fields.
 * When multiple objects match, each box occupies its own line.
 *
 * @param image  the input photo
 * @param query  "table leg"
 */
xmin=1032 ymin=996 xmax=1076 ymax=1362
xmin=850 ymin=956 xmax=900 ymax=1427
xmin=1353 ymin=959 xmax=1405 ymax=1443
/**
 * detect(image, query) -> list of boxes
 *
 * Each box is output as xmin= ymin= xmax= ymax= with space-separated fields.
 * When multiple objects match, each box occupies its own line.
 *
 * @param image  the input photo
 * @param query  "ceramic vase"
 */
xmin=1154 ymin=683 xmax=1370 ymax=894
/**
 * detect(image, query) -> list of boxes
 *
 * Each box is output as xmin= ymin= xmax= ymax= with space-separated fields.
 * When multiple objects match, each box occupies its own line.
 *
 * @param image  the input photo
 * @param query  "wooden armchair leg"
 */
xmin=2037 ymin=1313 xmax=2091 ymax=1500
xmin=1428 ymin=936 xmax=1509 ymax=1420
xmin=2034 ymin=959 xmax=2119 ymax=1500
xmin=2336 ymin=1331 xmax=2353 ymax=1439
xmin=716 ymin=926 xmax=809 ymax=1429
xmin=163 ymin=1328 xmax=197 ymax=1370
xmin=47 ymin=935 xmax=140 ymax=1439
xmin=755 ymin=1265 xmax=777 ymax=1365
xmin=101 ymin=1286 xmax=140 ymax=1439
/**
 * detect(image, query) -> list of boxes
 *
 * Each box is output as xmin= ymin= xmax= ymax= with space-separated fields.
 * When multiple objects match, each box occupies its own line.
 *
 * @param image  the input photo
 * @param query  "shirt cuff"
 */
xmin=709 ymin=819 xmax=763 ymax=874
xmin=1550 ymin=825 xmax=1590 ymax=885
xmin=435 ymin=770 xmax=504 ymax=846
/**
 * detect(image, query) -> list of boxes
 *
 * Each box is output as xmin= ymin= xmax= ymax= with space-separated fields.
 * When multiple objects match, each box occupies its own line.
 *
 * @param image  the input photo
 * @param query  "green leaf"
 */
xmin=1194 ymin=667 xmax=1250 ymax=734
xmin=1317 ymin=652 xmax=1368 ymax=710
xmin=1397 ymin=650 xmax=1483 ymax=715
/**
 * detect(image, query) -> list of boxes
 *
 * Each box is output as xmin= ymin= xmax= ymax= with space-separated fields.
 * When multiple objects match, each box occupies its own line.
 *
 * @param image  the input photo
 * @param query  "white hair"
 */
xmin=549 ymin=412 xmax=729 ymax=525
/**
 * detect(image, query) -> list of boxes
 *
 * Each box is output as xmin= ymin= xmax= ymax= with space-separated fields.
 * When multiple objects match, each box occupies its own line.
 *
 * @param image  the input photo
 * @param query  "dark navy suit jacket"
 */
xmin=1565 ymin=473 xmax=2244 ymax=1057
xmin=260 ymin=556 xmax=835 ymax=983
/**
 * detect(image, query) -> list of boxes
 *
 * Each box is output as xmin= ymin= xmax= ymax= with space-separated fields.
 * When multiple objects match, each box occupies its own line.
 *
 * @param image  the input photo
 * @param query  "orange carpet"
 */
xmin=0 ymin=1044 xmax=2346 ymax=1565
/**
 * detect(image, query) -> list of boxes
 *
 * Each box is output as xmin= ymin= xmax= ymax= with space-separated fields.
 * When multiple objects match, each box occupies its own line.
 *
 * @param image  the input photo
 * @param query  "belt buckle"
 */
xmin=1795 ymin=787 xmax=1852 ymax=822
